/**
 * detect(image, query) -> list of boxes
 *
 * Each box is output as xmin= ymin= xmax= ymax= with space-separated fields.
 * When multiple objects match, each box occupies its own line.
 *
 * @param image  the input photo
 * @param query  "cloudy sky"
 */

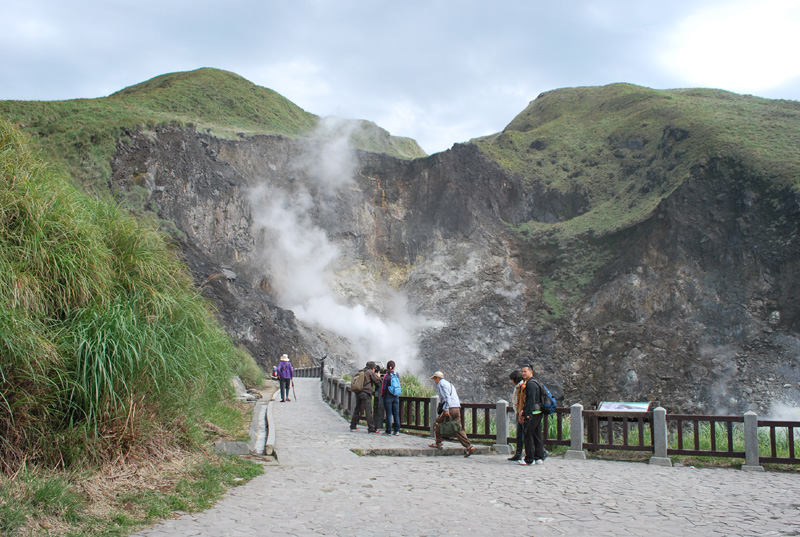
xmin=2 ymin=0 xmax=800 ymax=154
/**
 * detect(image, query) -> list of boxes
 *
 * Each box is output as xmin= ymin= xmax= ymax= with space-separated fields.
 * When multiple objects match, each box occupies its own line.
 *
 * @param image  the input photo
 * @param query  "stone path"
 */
xmin=132 ymin=378 xmax=800 ymax=537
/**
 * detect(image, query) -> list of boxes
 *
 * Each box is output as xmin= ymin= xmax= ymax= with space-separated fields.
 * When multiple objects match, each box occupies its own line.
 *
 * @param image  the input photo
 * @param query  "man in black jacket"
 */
xmin=519 ymin=364 xmax=546 ymax=465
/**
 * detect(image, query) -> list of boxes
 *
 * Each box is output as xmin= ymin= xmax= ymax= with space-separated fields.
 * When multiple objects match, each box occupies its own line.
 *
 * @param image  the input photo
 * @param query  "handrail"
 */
xmin=312 ymin=367 xmax=800 ymax=467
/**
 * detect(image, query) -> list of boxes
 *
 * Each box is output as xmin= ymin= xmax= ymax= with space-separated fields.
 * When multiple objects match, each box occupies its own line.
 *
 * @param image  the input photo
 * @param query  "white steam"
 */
xmin=250 ymin=117 xmax=430 ymax=372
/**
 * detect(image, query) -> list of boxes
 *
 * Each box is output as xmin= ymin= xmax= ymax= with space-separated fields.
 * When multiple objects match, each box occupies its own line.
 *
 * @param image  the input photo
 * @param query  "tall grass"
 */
xmin=0 ymin=119 xmax=259 ymax=474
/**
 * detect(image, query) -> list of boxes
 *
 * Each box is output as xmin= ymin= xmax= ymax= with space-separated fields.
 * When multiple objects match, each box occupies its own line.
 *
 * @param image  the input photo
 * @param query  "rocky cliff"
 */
xmin=105 ymin=83 xmax=800 ymax=414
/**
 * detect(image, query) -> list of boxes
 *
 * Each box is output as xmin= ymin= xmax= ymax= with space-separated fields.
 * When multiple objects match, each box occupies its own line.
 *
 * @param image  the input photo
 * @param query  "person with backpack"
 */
xmin=519 ymin=363 xmax=546 ymax=465
xmin=349 ymin=361 xmax=381 ymax=432
xmin=380 ymin=360 xmax=402 ymax=435
xmin=429 ymin=371 xmax=477 ymax=457
xmin=276 ymin=354 xmax=294 ymax=402
xmin=507 ymin=369 xmax=525 ymax=461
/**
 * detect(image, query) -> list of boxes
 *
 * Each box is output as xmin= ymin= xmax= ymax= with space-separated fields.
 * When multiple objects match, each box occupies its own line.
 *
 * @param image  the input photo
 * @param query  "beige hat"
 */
xmin=280 ymin=354 xmax=289 ymax=362
xmin=430 ymin=371 xmax=444 ymax=379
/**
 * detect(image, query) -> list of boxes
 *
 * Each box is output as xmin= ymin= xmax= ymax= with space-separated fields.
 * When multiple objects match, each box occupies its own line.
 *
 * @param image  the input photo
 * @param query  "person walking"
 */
xmin=381 ymin=360 xmax=402 ymax=435
xmin=349 ymin=361 xmax=382 ymax=433
xmin=519 ymin=363 xmax=546 ymax=465
xmin=277 ymin=354 xmax=294 ymax=402
xmin=508 ymin=369 xmax=525 ymax=461
xmin=429 ymin=371 xmax=477 ymax=457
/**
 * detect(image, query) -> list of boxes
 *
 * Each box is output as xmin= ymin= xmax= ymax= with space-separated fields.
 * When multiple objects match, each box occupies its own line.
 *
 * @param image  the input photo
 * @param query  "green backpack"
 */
xmin=350 ymin=370 xmax=366 ymax=393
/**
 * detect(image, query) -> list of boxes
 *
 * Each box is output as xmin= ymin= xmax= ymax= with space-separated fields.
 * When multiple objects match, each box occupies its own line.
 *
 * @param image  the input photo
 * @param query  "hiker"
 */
xmin=429 ymin=371 xmax=477 ymax=457
xmin=381 ymin=360 xmax=402 ymax=436
xmin=271 ymin=366 xmax=278 ymax=380
xmin=519 ymin=363 xmax=546 ymax=465
xmin=508 ymin=369 xmax=525 ymax=461
xmin=277 ymin=354 xmax=294 ymax=402
xmin=349 ymin=361 xmax=382 ymax=432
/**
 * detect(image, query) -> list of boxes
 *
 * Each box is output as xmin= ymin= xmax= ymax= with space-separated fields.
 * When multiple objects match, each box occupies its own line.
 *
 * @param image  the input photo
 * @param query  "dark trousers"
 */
xmin=514 ymin=422 xmax=524 ymax=456
xmin=522 ymin=413 xmax=545 ymax=463
xmin=350 ymin=392 xmax=376 ymax=432
xmin=279 ymin=378 xmax=291 ymax=400
xmin=434 ymin=407 xmax=471 ymax=448
xmin=383 ymin=394 xmax=400 ymax=433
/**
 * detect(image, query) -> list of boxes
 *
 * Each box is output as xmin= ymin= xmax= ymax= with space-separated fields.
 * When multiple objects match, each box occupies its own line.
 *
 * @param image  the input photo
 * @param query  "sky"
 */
xmin=2 ymin=0 xmax=800 ymax=154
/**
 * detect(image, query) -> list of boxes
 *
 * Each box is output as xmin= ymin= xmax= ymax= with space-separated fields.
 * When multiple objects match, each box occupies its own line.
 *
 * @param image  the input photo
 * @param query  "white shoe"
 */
xmin=518 ymin=459 xmax=531 ymax=466
xmin=535 ymin=459 xmax=544 ymax=465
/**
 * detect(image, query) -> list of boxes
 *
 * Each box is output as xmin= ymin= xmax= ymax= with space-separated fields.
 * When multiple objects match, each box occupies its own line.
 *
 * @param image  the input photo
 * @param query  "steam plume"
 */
xmin=250 ymin=117 xmax=430 ymax=372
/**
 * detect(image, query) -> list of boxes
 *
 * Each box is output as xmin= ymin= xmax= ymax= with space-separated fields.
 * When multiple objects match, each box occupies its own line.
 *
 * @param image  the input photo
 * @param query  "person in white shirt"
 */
xmin=429 ymin=371 xmax=476 ymax=457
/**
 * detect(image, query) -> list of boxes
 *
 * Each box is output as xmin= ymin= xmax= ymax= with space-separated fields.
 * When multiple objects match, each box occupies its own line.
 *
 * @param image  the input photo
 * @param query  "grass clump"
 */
xmin=400 ymin=373 xmax=436 ymax=398
xmin=0 ymin=118 xmax=265 ymax=533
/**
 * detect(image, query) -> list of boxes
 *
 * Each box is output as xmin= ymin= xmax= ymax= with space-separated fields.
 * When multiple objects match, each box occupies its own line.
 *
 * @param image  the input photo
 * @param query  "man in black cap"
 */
xmin=349 ymin=361 xmax=382 ymax=433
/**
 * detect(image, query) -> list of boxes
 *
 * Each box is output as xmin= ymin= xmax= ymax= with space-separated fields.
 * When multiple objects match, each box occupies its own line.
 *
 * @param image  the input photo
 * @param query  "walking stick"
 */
xmin=291 ymin=380 xmax=297 ymax=401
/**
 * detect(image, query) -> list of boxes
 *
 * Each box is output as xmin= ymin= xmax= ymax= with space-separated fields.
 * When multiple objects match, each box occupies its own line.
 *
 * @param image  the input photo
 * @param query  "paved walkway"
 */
xmin=133 ymin=378 xmax=800 ymax=537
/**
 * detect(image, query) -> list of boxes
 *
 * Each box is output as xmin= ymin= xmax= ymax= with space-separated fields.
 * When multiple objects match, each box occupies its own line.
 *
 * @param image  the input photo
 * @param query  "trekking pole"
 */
xmin=291 ymin=380 xmax=297 ymax=401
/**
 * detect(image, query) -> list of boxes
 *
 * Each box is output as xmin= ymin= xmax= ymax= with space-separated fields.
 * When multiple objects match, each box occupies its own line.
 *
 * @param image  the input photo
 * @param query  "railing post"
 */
xmin=564 ymin=403 xmax=587 ymax=460
xmin=336 ymin=379 xmax=345 ymax=410
xmin=346 ymin=383 xmax=354 ymax=416
xmin=649 ymin=406 xmax=672 ymax=466
xmin=429 ymin=395 xmax=439 ymax=438
xmin=742 ymin=411 xmax=764 ymax=472
xmin=493 ymin=400 xmax=512 ymax=454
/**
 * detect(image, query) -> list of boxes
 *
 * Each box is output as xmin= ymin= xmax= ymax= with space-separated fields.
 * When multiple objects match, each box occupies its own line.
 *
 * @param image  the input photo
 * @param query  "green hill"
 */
xmin=0 ymin=68 xmax=426 ymax=190
xmin=473 ymin=83 xmax=800 ymax=238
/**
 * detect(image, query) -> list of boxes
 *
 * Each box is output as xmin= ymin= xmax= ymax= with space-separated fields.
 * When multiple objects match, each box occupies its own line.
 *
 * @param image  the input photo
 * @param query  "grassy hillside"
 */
xmin=0 ymin=119 xmax=265 ymax=534
xmin=474 ymin=83 xmax=800 ymax=239
xmin=0 ymin=68 xmax=426 ymax=191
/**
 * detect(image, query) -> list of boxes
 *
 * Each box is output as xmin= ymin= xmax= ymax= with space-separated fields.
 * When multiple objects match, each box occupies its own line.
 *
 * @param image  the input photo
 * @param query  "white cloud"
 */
xmin=659 ymin=0 xmax=800 ymax=93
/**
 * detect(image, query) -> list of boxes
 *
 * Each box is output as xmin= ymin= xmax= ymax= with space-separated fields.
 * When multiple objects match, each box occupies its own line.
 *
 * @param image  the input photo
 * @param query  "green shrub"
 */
xmin=0 ymin=119 xmax=247 ymax=473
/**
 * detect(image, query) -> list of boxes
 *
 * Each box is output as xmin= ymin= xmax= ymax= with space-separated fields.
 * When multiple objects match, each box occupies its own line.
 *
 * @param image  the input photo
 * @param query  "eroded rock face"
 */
xmin=110 ymin=127 xmax=800 ymax=413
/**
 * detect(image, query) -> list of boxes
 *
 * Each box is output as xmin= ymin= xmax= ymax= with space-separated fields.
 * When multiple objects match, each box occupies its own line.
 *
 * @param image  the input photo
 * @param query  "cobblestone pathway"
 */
xmin=132 ymin=378 xmax=800 ymax=537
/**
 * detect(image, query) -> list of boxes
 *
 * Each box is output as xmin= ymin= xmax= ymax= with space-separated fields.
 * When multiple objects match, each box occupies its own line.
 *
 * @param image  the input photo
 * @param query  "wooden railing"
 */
xmin=399 ymin=397 xmax=431 ymax=432
xmin=313 ymin=366 xmax=800 ymax=468
xmin=758 ymin=418 xmax=799 ymax=464
xmin=666 ymin=414 xmax=744 ymax=458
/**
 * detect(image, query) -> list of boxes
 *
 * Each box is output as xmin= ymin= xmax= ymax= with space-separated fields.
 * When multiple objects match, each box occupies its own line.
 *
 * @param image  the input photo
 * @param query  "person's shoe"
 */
xmin=382 ymin=431 xmax=392 ymax=436
xmin=535 ymin=459 xmax=544 ymax=465
xmin=428 ymin=443 xmax=443 ymax=449
xmin=349 ymin=427 xmax=357 ymax=431
xmin=393 ymin=431 xmax=400 ymax=436
xmin=280 ymin=399 xmax=285 ymax=402
xmin=508 ymin=454 xmax=522 ymax=461
xmin=286 ymin=398 xmax=291 ymax=401
xmin=518 ymin=459 xmax=533 ymax=466
xmin=464 ymin=446 xmax=477 ymax=458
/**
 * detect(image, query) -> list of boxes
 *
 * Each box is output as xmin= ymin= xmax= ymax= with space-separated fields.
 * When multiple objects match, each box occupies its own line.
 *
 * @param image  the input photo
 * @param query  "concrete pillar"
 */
xmin=649 ymin=406 xmax=672 ymax=467
xmin=564 ymin=403 xmax=587 ymax=460
xmin=493 ymin=400 xmax=512 ymax=454
xmin=742 ymin=411 xmax=764 ymax=472
xmin=430 ymin=395 xmax=439 ymax=438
